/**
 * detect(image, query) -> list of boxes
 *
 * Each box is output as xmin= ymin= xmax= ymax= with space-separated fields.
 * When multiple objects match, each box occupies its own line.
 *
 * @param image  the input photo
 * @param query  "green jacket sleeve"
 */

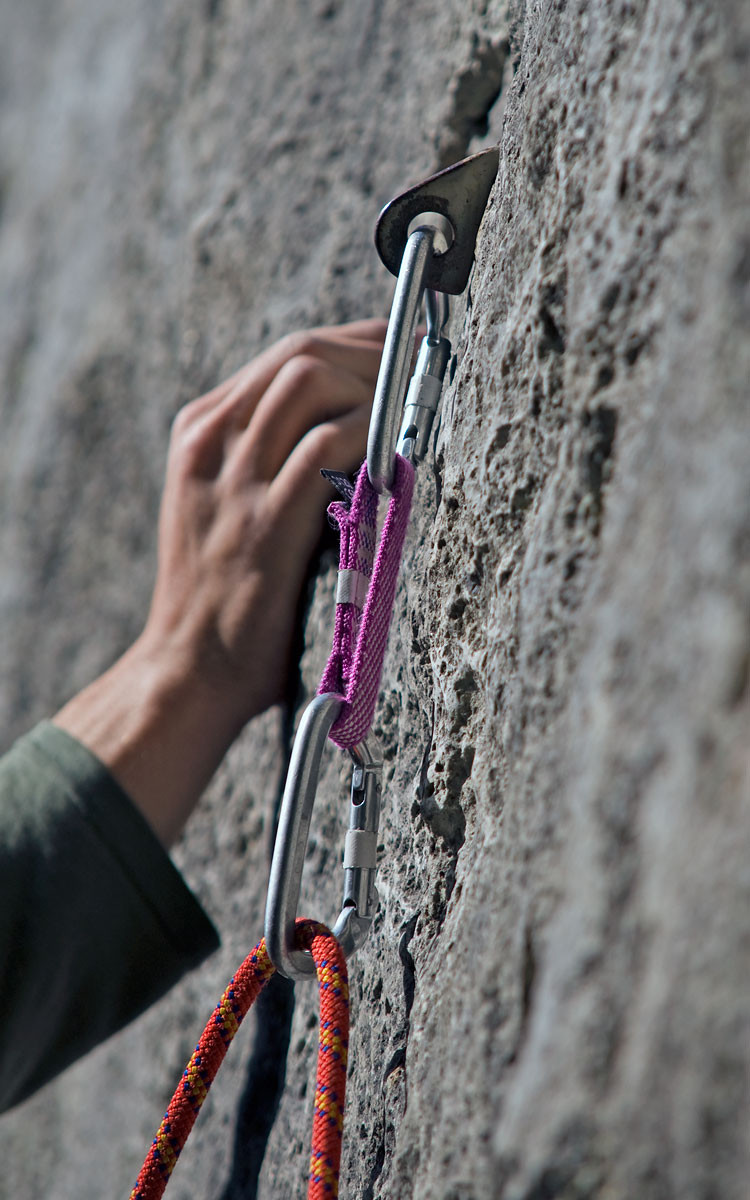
xmin=0 ymin=721 xmax=220 ymax=1112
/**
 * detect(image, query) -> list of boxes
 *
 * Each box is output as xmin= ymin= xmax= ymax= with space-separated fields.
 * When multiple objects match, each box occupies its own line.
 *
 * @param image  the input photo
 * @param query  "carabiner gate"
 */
xmin=265 ymin=693 xmax=383 ymax=980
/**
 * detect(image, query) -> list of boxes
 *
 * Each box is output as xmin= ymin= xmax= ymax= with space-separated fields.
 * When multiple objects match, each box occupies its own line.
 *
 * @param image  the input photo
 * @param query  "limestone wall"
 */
xmin=1 ymin=1 xmax=747 ymax=1197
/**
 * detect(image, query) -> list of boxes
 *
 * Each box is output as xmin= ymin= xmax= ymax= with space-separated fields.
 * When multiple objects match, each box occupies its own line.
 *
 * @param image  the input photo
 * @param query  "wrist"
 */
xmin=53 ymin=635 xmax=247 ymax=847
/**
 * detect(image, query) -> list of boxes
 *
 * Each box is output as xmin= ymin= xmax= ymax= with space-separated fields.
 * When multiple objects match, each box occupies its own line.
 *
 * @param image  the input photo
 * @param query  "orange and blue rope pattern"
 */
xmin=129 ymin=922 xmax=349 ymax=1200
xmin=301 ymin=924 xmax=350 ymax=1198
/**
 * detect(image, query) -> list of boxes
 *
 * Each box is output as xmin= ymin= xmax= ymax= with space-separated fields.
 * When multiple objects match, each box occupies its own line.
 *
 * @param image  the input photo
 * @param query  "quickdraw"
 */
xmin=130 ymin=146 xmax=498 ymax=1199
xmin=265 ymin=146 xmax=499 ymax=980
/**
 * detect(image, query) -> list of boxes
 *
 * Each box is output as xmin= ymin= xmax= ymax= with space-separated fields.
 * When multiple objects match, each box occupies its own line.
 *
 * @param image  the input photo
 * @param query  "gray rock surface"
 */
xmin=0 ymin=1 xmax=747 ymax=1198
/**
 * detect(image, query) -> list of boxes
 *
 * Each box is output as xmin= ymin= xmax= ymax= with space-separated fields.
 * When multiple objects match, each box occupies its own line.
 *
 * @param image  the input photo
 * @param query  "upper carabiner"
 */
xmin=366 ymin=220 xmax=444 ymax=493
xmin=366 ymin=147 xmax=499 ymax=494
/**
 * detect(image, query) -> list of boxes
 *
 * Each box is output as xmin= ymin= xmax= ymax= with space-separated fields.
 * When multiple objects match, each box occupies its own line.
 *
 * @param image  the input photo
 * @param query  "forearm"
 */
xmin=0 ymin=722 xmax=218 ymax=1111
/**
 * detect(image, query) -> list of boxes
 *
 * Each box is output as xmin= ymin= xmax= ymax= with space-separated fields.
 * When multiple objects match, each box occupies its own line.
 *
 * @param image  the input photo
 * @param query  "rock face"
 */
xmin=1 ymin=1 xmax=748 ymax=1197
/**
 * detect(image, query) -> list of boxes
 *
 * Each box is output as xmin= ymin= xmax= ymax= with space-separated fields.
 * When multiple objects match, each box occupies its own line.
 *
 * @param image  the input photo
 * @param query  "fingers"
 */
xmin=217 ymin=329 xmax=384 ymax=433
xmin=167 ymin=319 xmax=385 ymax=486
xmin=267 ymin=400 xmax=371 ymax=538
xmin=176 ymin=319 xmax=388 ymax=433
xmin=311 ymin=317 xmax=388 ymax=343
xmin=231 ymin=356 xmax=372 ymax=482
xmin=229 ymin=320 xmax=386 ymax=413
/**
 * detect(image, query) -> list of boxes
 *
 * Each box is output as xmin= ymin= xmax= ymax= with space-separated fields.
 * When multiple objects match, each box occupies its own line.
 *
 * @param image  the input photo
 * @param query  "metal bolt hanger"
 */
xmin=375 ymin=145 xmax=500 ymax=295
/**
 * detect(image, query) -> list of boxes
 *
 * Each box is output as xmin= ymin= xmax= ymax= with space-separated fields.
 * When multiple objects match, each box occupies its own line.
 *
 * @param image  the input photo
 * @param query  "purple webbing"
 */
xmin=319 ymin=455 xmax=415 ymax=749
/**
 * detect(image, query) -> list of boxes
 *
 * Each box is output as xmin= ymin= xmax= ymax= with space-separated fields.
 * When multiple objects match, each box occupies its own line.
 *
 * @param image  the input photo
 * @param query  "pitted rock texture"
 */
xmin=1 ymin=1 xmax=748 ymax=1199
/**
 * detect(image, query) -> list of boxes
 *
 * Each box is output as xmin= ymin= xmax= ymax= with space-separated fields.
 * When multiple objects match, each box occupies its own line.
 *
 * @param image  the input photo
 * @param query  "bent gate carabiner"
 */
xmin=265 ymin=693 xmax=383 ymax=980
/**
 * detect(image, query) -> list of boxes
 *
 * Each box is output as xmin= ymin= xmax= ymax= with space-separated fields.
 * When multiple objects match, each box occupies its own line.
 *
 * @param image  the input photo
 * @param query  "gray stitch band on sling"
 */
xmin=336 ymin=569 xmax=369 ymax=609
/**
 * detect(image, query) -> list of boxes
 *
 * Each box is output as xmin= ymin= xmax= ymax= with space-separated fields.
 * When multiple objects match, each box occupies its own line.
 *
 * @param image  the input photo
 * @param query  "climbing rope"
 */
xmin=130 ymin=921 xmax=349 ymax=1200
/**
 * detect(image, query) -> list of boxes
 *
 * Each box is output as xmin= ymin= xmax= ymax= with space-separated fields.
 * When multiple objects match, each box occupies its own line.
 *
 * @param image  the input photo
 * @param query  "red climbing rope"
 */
xmin=130 ymin=921 xmax=349 ymax=1200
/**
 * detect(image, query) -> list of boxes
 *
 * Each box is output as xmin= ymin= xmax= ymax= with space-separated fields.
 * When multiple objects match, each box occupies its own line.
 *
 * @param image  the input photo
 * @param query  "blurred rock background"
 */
xmin=0 ymin=1 xmax=747 ymax=1197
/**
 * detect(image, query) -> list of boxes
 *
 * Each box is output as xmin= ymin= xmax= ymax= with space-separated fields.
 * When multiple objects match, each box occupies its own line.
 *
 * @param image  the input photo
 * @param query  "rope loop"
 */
xmin=129 ymin=922 xmax=349 ymax=1200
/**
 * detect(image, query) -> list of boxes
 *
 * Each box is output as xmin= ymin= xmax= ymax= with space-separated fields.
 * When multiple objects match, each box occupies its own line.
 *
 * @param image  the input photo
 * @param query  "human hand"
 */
xmin=54 ymin=319 xmax=387 ymax=844
xmin=144 ymin=317 xmax=387 ymax=723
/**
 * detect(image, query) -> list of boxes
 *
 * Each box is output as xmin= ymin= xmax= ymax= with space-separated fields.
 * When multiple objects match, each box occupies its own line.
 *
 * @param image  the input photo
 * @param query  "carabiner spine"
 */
xmin=366 ymin=227 xmax=435 ymax=494
xmin=265 ymin=695 xmax=384 ymax=979
xmin=265 ymin=693 xmax=343 ymax=979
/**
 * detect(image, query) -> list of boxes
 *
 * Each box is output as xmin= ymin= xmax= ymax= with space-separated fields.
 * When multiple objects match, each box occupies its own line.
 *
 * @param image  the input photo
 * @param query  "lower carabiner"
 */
xmin=264 ymin=693 xmax=383 ymax=980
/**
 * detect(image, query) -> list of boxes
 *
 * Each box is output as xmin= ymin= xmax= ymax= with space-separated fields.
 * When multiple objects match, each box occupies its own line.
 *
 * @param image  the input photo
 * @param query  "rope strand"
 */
xmin=130 ymin=922 xmax=349 ymax=1200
